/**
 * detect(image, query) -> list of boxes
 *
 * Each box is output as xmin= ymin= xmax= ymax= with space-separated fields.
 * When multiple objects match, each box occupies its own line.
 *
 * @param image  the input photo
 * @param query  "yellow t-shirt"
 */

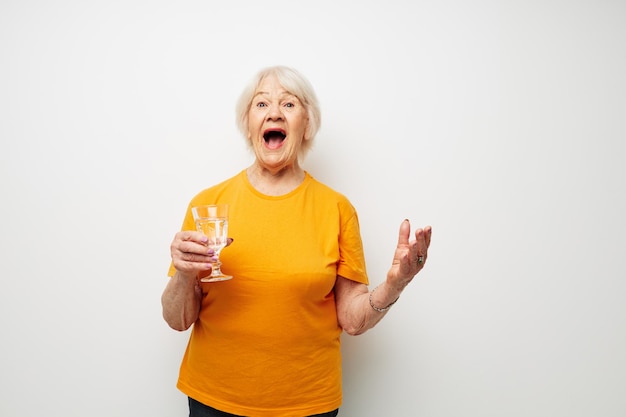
xmin=168 ymin=170 xmax=369 ymax=416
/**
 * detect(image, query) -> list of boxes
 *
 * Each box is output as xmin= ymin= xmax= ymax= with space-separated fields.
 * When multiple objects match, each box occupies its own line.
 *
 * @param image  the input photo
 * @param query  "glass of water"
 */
xmin=191 ymin=204 xmax=232 ymax=282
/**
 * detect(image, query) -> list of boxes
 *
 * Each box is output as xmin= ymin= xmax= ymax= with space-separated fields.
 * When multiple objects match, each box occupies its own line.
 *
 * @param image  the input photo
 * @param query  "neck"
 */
xmin=247 ymin=162 xmax=305 ymax=196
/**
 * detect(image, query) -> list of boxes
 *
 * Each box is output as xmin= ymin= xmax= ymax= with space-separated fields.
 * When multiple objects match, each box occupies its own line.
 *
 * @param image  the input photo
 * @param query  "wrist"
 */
xmin=385 ymin=273 xmax=409 ymax=294
xmin=174 ymin=270 xmax=199 ymax=286
xmin=369 ymin=284 xmax=400 ymax=313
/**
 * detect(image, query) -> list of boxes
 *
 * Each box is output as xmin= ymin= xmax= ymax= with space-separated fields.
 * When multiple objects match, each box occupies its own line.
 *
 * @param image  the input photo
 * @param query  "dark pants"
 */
xmin=189 ymin=397 xmax=339 ymax=417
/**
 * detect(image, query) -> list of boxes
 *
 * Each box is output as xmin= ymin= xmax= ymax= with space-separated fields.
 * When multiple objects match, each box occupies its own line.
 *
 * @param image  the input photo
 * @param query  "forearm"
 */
xmin=337 ymin=277 xmax=405 ymax=336
xmin=161 ymin=271 xmax=201 ymax=331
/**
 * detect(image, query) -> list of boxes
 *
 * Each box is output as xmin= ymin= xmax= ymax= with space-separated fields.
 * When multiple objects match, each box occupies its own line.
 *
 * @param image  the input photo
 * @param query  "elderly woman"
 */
xmin=162 ymin=66 xmax=432 ymax=417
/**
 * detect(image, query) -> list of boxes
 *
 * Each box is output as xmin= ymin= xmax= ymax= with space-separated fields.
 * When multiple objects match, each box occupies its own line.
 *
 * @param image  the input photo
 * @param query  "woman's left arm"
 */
xmin=335 ymin=220 xmax=432 ymax=335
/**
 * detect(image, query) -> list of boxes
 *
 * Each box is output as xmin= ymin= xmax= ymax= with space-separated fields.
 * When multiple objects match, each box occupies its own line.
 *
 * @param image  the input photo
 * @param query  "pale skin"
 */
xmin=161 ymin=74 xmax=433 ymax=335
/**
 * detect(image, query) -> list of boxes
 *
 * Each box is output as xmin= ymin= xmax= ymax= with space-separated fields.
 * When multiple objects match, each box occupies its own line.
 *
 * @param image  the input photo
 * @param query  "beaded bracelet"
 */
xmin=369 ymin=285 xmax=400 ymax=313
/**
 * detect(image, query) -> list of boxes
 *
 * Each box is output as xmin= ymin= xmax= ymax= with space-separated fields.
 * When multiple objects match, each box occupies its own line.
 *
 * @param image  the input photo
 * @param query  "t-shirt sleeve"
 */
xmin=336 ymin=205 xmax=369 ymax=285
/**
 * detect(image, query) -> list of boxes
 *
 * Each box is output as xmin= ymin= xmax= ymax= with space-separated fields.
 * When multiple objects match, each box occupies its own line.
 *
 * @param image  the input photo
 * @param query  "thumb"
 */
xmin=397 ymin=219 xmax=411 ymax=247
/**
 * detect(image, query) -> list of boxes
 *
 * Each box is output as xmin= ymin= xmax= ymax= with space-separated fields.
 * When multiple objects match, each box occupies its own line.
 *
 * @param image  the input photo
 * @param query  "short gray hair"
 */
xmin=235 ymin=66 xmax=321 ymax=158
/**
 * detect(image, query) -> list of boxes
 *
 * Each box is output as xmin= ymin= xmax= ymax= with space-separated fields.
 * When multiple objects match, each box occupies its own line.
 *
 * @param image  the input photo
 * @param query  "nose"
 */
xmin=266 ymin=104 xmax=283 ymax=121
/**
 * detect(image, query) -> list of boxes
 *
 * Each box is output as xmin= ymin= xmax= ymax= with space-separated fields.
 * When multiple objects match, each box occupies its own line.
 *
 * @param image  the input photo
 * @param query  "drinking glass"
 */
xmin=191 ymin=204 xmax=232 ymax=282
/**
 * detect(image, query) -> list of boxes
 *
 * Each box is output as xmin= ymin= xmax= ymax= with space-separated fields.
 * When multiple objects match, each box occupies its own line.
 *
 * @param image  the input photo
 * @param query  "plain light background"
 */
xmin=1 ymin=1 xmax=624 ymax=416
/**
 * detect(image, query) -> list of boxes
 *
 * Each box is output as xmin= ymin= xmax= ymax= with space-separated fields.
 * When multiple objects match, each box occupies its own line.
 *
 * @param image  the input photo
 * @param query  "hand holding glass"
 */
xmin=192 ymin=204 xmax=232 ymax=282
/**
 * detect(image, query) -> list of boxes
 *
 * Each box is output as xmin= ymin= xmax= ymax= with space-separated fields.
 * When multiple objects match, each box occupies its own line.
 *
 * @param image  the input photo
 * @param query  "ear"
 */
xmin=303 ymin=117 xmax=310 ymax=141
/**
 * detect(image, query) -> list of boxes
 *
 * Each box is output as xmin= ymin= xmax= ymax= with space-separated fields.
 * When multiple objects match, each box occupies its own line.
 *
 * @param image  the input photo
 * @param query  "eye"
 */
xmin=284 ymin=102 xmax=295 ymax=108
xmin=256 ymin=102 xmax=267 ymax=108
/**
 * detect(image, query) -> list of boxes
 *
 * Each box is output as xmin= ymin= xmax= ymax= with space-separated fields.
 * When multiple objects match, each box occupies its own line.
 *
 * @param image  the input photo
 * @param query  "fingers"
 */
xmin=171 ymin=231 xmax=215 ymax=274
xmin=419 ymin=225 xmax=432 ymax=249
xmin=387 ymin=221 xmax=431 ymax=289
xmin=399 ymin=220 xmax=432 ymax=249
xmin=179 ymin=230 xmax=208 ymax=245
xmin=408 ymin=223 xmax=432 ymax=267
xmin=413 ymin=225 xmax=432 ymax=247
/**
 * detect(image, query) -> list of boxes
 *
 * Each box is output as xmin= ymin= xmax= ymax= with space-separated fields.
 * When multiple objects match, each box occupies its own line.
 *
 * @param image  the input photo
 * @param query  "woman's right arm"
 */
xmin=161 ymin=231 xmax=214 ymax=331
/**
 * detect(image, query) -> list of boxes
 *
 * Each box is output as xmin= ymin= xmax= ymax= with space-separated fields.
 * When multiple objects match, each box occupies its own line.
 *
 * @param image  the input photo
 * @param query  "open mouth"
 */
xmin=263 ymin=128 xmax=286 ymax=150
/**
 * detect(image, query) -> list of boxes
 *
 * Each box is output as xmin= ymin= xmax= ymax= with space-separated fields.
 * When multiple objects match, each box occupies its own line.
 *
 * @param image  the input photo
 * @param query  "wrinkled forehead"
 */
xmin=255 ymin=74 xmax=303 ymax=102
